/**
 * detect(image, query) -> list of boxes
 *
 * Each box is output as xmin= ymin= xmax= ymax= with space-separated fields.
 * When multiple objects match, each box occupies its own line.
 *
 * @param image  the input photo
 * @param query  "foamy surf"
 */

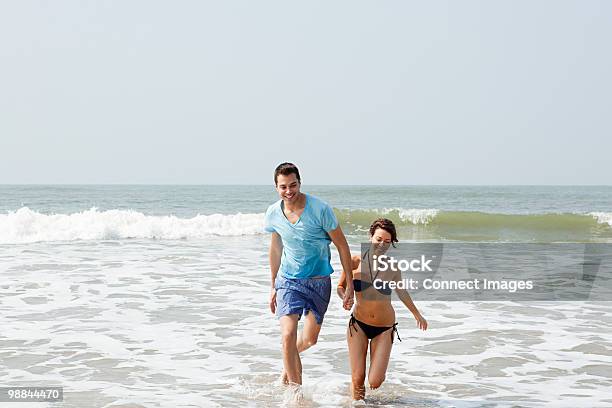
xmin=2 ymin=207 xmax=612 ymax=244
xmin=590 ymin=211 xmax=612 ymax=226
xmin=337 ymin=208 xmax=440 ymax=225
xmin=0 ymin=207 xmax=265 ymax=244
xmin=334 ymin=208 xmax=612 ymax=242
xmin=386 ymin=208 xmax=440 ymax=224
xmin=3 ymin=225 xmax=612 ymax=406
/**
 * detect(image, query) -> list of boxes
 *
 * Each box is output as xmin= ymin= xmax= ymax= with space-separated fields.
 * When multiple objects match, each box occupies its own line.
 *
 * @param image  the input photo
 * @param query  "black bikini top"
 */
xmin=353 ymin=249 xmax=392 ymax=296
xmin=353 ymin=278 xmax=392 ymax=295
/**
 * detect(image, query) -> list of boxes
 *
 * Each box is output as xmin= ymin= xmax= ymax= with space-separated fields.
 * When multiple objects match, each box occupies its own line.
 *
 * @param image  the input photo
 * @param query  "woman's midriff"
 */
xmin=354 ymin=298 xmax=395 ymax=327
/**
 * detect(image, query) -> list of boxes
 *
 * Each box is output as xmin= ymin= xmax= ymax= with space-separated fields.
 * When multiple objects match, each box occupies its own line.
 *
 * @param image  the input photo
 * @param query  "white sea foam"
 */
xmin=2 ymin=238 xmax=612 ymax=407
xmin=590 ymin=212 xmax=612 ymax=227
xmin=382 ymin=208 xmax=439 ymax=224
xmin=0 ymin=207 xmax=265 ymax=244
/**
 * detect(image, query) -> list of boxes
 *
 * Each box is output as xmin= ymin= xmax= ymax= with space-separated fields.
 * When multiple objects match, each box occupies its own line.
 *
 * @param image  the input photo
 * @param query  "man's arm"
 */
xmin=269 ymin=232 xmax=283 ymax=313
xmin=337 ymin=256 xmax=360 ymax=299
xmin=328 ymin=226 xmax=354 ymax=310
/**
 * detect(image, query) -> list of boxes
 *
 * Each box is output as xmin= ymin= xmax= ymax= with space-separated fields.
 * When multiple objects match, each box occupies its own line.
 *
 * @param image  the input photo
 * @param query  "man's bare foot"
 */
xmin=279 ymin=369 xmax=289 ymax=385
xmin=352 ymin=383 xmax=365 ymax=401
xmin=283 ymin=382 xmax=303 ymax=405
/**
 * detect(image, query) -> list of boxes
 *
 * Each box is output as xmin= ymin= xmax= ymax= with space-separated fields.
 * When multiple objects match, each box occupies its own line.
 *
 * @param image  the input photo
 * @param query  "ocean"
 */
xmin=1 ymin=185 xmax=611 ymax=407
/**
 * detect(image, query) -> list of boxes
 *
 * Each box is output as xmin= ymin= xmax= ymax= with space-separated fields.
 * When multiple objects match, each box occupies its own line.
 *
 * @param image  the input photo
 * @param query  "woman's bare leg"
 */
xmin=367 ymin=328 xmax=393 ymax=389
xmin=347 ymin=322 xmax=369 ymax=400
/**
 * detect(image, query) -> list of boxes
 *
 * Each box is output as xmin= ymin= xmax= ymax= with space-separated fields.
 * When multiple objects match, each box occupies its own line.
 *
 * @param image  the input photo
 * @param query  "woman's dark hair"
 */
xmin=274 ymin=162 xmax=301 ymax=185
xmin=369 ymin=218 xmax=399 ymax=247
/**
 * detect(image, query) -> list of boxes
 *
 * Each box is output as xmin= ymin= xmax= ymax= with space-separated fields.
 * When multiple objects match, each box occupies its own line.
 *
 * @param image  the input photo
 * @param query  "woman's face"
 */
xmin=370 ymin=227 xmax=393 ymax=255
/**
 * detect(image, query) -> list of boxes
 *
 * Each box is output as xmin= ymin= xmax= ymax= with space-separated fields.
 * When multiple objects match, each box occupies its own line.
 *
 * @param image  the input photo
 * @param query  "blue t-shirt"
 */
xmin=264 ymin=193 xmax=339 ymax=279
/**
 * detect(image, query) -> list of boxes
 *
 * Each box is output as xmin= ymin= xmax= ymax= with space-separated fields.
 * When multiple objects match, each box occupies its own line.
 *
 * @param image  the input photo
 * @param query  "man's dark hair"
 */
xmin=369 ymin=218 xmax=399 ymax=247
xmin=274 ymin=162 xmax=301 ymax=185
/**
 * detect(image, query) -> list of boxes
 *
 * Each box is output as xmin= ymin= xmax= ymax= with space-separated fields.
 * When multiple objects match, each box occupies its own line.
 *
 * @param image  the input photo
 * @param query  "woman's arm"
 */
xmin=337 ymin=269 xmax=347 ymax=299
xmin=393 ymin=271 xmax=428 ymax=330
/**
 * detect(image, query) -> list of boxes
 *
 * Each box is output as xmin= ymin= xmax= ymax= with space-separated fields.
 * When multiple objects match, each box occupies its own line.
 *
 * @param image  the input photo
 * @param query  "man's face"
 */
xmin=275 ymin=173 xmax=301 ymax=204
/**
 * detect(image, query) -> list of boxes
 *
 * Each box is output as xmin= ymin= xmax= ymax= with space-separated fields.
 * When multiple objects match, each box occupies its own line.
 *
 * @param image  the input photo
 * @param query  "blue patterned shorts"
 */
xmin=274 ymin=275 xmax=332 ymax=325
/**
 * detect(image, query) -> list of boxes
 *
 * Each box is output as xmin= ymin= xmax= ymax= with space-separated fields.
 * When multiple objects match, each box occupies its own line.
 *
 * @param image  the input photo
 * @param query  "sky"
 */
xmin=1 ymin=1 xmax=610 ymax=185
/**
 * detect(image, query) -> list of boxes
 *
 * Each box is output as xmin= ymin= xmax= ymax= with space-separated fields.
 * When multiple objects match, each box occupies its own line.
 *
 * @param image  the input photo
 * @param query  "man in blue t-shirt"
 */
xmin=264 ymin=162 xmax=355 ymax=387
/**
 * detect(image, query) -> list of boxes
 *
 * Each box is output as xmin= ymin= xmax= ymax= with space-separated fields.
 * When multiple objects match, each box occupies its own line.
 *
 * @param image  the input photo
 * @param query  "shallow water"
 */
xmin=2 ymin=236 xmax=611 ymax=407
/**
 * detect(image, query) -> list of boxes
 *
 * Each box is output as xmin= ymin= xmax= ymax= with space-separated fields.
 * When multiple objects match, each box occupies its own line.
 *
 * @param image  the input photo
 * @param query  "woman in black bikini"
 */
xmin=337 ymin=218 xmax=428 ymax=402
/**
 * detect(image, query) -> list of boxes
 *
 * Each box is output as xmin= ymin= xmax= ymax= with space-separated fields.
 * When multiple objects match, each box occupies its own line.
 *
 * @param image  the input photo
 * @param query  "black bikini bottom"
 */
xmin=349 ymin=314 xmax=401 ymax=343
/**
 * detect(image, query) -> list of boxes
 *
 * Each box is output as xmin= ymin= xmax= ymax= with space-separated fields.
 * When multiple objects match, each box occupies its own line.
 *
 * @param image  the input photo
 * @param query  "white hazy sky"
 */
xmin=1 ymin=1 xmax=610 ymax=185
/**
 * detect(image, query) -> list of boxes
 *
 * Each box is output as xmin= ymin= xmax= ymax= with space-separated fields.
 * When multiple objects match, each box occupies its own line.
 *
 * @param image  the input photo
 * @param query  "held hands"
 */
xmin=414 ymin=313 xmax=428 ymax=330
xmin=269 ymin=288 xmax=277 ymax=314
xmin=342 ymin=285 xmax=354 ymax=310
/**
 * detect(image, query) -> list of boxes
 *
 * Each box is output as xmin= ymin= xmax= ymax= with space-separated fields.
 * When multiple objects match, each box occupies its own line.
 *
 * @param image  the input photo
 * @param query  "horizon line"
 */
xmin=1 ymin=183 xmax=612 ymax=187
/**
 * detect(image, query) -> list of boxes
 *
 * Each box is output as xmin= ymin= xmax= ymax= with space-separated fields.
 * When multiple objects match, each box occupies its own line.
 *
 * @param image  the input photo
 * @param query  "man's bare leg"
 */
xmin=279 ymin=314 xmax=302 ymax=385
xmin=281 ymin=311 xmax=322 ymax=384
xmin=297 ymin=311 xmax=322 ymax=352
